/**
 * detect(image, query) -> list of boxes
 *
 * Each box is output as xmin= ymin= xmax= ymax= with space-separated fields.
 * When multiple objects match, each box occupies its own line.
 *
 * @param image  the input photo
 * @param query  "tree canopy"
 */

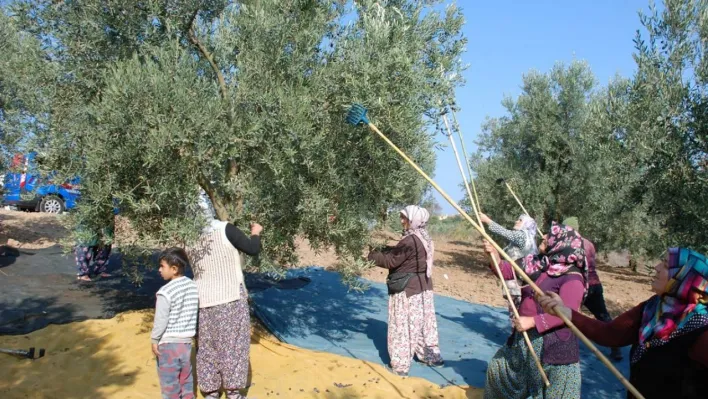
xmin=3 ymin=0 xmax=466 ymax=281
xmin=0 ymin=10 xmax=55 ymax=168
xmin=469 ymin=0 xmax=707 ymax=257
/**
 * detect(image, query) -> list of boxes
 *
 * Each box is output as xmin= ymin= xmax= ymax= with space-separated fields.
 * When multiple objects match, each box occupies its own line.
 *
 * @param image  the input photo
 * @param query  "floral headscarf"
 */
xmin=400 ymin=205 xmax=434 ymax=278
xmin=638 ymin=248 xmax=708 ymax=347
xmin=522 ymin=222 xmax=587 ymax=283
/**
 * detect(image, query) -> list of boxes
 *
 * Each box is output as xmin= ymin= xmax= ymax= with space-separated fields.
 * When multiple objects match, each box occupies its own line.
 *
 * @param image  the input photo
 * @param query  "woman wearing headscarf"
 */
xmin=75 ymin=202 xmax=119 ymax=282
xmin=482 ymin=222 xmax=587 ymax=399
xmin=479 ymin=213 xmax=539 ymax=308
xmin=538 ymin=247 xmax=708 ymax=398
xmin=74 ymin=222 xmax=113 ymax=281
xmin=562 ymin=216 xmax=623 ymax=361
xmin=367 ymin=205 xmax=443 ymax=376
xmin=189 ymin=192 xmax=262 ymax=399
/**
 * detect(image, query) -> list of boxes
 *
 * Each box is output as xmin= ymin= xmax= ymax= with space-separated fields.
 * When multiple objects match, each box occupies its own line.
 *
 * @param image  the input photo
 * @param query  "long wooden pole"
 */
xmin=450 ymin=109 xmax=523 ymax=308
xmin=450 ymin=110 xmax=481 ymax=213
xmin=364 ymin=121 xmax=645 ymax=399
xmin=450 ymin=108 xmax=543 ymax=239
xmin=442 ymin=114 xmax=550 ymax=386
xmin=502 ymin=180 xmax=544 ymax=238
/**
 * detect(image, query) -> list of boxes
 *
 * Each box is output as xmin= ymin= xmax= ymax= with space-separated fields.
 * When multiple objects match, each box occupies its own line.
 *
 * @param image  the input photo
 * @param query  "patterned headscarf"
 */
xmin=638 ymin=248 xmax=708 ymax=345
xmin=522 ymin=222 xmax=587 ymax=283
xmin=198 ymin=190 xmax=220 ymax=233
xmin=518 ymin=214 xmax=539 ymax=257
xmin=400 ymin=205 xmax=434 ymax=278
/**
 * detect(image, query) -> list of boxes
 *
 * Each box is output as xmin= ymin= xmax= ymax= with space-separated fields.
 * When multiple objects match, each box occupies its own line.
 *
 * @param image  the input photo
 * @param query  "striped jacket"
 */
xmin=155 ymin=276 xmax=199 ymax=340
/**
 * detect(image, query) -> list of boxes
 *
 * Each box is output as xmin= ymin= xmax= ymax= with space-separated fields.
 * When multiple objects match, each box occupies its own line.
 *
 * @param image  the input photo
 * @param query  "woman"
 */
xmin=480 ymin=212 xmax=538 ymax=261
xmin=367 ymin=205 xmax=443 ymax=376
xmin=562 ymin=216 xmax=623 ymax=361
xmin=480 ymin=212 xmax=539 ymax=309
xmin=189 ymin=192 xmax=262 ymax=399
xmin=482 ymin=222 xmax=587 ymax=399
xmin=538 ymin=247 xmax=708 ymax=398
xmin=75 ymin=211 xmax=116 ymax=282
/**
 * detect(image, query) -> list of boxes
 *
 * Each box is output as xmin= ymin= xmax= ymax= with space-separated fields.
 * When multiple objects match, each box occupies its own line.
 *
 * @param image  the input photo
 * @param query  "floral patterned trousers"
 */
xmin=388 ymin=290 xmax=443 ymax=373
xmin=75 ymin=245 xmax=111 ymax=277
xmin=197 ymin=285 xmax=250 ymax=398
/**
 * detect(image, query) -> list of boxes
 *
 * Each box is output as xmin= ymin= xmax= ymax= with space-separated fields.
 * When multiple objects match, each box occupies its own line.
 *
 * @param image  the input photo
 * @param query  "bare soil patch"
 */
xmin=294 ymin=231 xmax=654 ymax=315
xmin=0 ymin=209 xmax=654 ymax=314
xmin=0 ymin=209 xmax=68 ymax=249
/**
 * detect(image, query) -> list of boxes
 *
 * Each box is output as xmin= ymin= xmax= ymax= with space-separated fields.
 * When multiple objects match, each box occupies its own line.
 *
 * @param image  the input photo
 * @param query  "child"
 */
xmin=479 ymin=212 xmax=539 ymax=306
xmin=151 ymin=247 xmax=199 ymax=399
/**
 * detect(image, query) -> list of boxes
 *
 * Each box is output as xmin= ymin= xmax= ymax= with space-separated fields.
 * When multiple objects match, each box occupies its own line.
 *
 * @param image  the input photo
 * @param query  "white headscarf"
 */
xmin=517 ymin=214 xmax=539 ymax=257
xmin=400 ymin=205 xmax=434 ymax=278
xmin=198 ymin=190 xmax=220 ymax=233
xmin=501 ymin=214 xmax=539 ymax=261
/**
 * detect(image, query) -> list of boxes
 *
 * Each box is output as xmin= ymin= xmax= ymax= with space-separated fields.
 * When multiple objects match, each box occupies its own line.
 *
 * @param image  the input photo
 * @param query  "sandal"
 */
xmin=424 ymin=360 xmax=445 ymax=368
xmin=76 ymin=275 xmax=92 ymax=282
xmin=415 ymin=355 xmax=445 ymax=368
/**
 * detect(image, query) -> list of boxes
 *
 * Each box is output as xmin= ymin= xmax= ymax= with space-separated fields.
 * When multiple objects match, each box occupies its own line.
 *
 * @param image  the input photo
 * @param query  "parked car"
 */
xmin=1 ymin=153 xmax=80 ymax=214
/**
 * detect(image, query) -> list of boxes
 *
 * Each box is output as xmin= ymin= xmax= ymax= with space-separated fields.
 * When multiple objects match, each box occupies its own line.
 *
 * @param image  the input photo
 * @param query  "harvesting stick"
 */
xmin=450 ymin=110 xmax=481 ymax=215
xmin=345 ymin=104 xmax=644 ymax=399
xmin=442 ymin=113 xmax=549 ymax=386
xmin=496 ymin=178 xmax=544 ymax=238
xmin=449 ymin=108 xmax=527 ymax=290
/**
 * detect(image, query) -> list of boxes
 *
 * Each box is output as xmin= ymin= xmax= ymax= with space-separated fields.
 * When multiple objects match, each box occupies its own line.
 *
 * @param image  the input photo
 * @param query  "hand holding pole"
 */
xmin=344 ymin=104 xmax=644 ymax=399
xmin=442 ymin=112 xmax=549 ymax=386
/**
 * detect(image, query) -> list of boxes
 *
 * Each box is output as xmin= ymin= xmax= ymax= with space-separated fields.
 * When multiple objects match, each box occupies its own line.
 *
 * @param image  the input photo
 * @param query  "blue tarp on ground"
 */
xmin=249 ymin=267 xmax=630 ymax=398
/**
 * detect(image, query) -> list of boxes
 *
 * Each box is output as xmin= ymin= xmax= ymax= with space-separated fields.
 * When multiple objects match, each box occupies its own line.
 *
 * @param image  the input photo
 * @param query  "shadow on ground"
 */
xmin=0 ymin=247 xmax=163 ymax=335
xmin=437 ymin=248 xmax=491 ymax=276
xmin=250 ymin=267 xmax=631 ymax=398
xmin=0 ymin=296 xmax=139 ymax=399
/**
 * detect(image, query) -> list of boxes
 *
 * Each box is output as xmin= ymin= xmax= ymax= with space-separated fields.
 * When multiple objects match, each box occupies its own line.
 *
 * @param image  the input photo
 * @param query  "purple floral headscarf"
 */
xmin=522 ymin=222 xmax=587 ymax=282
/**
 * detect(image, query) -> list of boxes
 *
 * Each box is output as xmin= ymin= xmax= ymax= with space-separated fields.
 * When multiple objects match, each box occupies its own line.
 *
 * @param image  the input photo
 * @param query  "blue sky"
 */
xmin=434 ymin=0 xmax=651 ymax=214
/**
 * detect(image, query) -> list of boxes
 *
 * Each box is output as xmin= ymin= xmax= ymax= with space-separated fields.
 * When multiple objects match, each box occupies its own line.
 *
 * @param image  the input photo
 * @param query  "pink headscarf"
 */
xmin=400 ymin=205 xmax=434 ymax=278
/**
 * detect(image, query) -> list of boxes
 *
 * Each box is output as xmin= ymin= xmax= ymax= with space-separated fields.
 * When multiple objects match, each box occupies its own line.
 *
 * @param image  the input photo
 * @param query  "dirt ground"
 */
xmin=0 ymin=310 xmax=481 ymax=399
xmin=0 ymin=210 xmax=650 ymax=398
xmin=297 ymin=234 xmax=654 ymax=317
xmin=0 ymin=209 xmax=654 ymax=315
xmin=0 ymin=209 xmax=69 ymax=249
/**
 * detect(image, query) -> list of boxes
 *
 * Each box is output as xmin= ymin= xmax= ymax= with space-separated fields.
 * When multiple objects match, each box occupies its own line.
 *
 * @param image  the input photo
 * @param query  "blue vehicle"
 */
xmin=1 ymin=153 xmax=80 ymax=214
